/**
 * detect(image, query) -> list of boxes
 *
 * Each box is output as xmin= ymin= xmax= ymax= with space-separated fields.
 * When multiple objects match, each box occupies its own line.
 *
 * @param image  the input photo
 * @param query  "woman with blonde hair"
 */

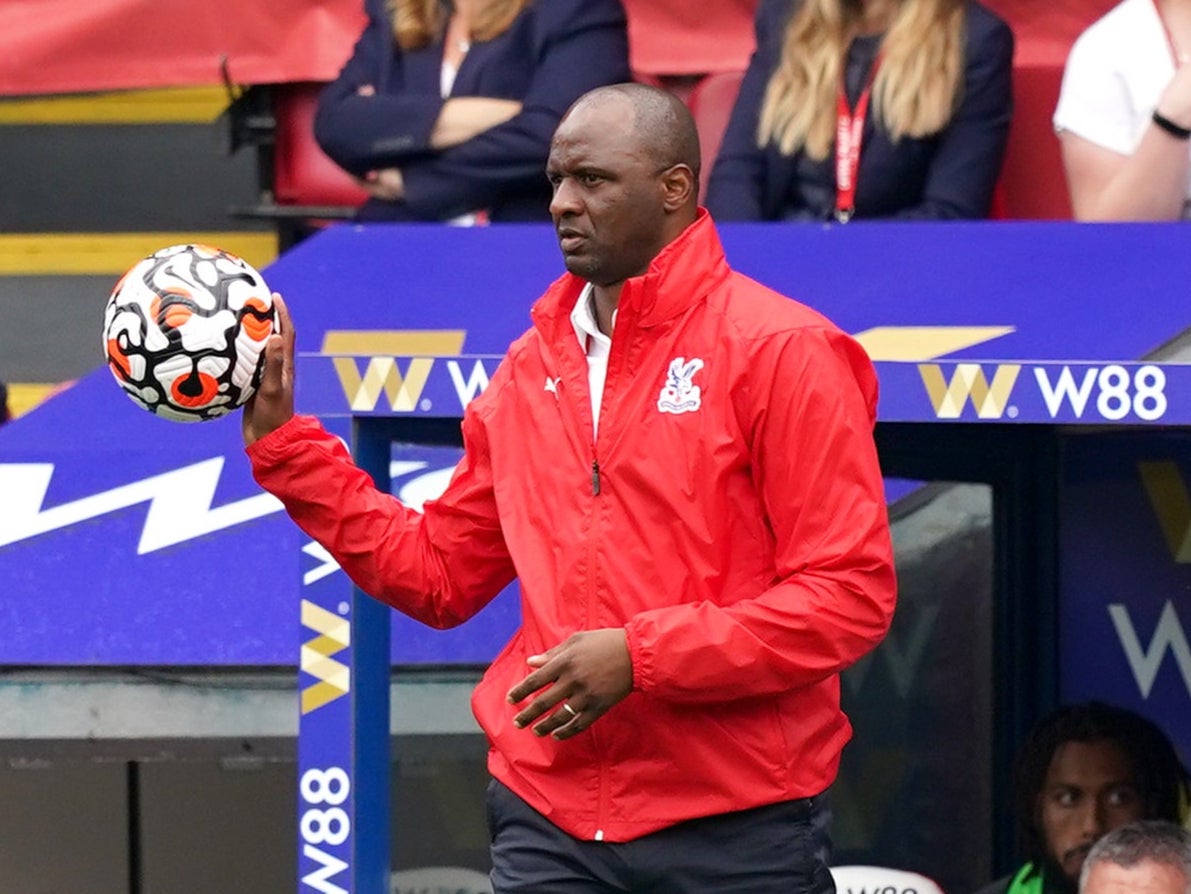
xmin=314 ymin=0 xmax=629 ymax=222
xmin=706 ymin=0 xmax=1013 ymax=221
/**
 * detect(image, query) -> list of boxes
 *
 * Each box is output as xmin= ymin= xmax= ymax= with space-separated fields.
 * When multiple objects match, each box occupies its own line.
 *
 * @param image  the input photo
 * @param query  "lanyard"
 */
xmin=834 ymin=58 xmax=880 ymax=223
xmin=1152 ymin=0 xmax=1184 ymax=66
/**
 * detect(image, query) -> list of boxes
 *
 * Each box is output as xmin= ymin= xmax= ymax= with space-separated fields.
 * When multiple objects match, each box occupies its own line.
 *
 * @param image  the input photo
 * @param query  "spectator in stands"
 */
xmin=314 ymin=0 xmax=630 ymax=223
xmin=1079 ymin=821 xmax=1191 ymax=894
xmin=973 ymin=702 xmax=1191 ymax=894
xmin=705 ymin=0 xmax=1014 ymax=221
xmin=1054 ymin=0 xmax=1191 ymax=220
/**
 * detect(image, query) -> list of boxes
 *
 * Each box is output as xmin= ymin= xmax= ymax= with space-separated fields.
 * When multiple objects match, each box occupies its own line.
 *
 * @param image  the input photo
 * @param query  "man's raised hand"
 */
xmin=242 ymin=292 xmax=295 ymax=447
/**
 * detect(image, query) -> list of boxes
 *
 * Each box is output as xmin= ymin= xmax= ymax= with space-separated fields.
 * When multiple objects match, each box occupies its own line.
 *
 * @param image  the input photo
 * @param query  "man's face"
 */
xmin=546 ymin=98 xmax=671 ymax=288
xmin=1039 ymin=740 xmax=1145 ymax=881
xmin=1081 ymin=860 xmax=1188 ymax=894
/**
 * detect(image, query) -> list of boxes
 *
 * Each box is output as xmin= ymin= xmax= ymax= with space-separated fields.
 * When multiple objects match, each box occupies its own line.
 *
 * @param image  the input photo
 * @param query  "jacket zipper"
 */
xmin=585 ymin=296 xmax=626 ymax=839
xmin=585 ymin=447 xmax=608 ymax=839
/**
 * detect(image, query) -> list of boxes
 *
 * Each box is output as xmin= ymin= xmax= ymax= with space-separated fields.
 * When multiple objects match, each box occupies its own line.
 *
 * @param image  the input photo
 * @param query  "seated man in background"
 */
xmin=706 ymin=0 xmax=1014 ymax=221
xmin=314 ymin=0 xmax=630 ymax=223
xmin=974 ymin=702 xmax=1191 ymax=894
xmin=1079 ymin=821 xmax=1191 ymax=894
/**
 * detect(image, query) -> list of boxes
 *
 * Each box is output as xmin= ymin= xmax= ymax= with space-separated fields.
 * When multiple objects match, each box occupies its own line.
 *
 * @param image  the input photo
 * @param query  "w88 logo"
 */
xmin=301 ymin=767 xmax=351 ymax=894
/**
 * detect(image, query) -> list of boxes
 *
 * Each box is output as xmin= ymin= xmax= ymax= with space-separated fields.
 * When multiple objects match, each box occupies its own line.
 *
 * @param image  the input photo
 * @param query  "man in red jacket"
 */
xmin=244 ymin=83 xmax=896 ymax=893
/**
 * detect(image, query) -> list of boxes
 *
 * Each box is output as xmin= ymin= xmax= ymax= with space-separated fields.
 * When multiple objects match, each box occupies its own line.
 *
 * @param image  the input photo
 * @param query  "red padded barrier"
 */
xmin=998 ymin=64 xmax=1071 ymax=219
xmin=983 ymin=0 xmax=1117 ymax=219
xmin=686 ymin=69 xmax=746 ymax=203
xmin=272 ymin=82 xmax=369 ymax=209
xmin=622 ymin=0 xmax=757 ymax=78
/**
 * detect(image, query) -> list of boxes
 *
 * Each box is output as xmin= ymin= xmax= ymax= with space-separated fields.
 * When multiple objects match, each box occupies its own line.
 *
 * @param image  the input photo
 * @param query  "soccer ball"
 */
xmin=103 ymin=244 xmax=277 ymax=422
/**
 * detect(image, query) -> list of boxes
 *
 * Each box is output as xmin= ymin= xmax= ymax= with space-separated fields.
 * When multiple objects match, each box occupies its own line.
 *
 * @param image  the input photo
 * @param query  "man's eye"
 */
xmin=580 ymin=173 xmax=602 ymax=186
xmin=1104 ymin=786 xmax=1139 ymax=808
xmin=1054 ymin=789 xmax=1079 ymax=808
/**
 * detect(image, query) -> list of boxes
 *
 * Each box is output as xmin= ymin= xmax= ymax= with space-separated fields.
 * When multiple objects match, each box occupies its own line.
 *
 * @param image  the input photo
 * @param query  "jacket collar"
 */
xmin=532 ymin=208 xmax=730 ymax=344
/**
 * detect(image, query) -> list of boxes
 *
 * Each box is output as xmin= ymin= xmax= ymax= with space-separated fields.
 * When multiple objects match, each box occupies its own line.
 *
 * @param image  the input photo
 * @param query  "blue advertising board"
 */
xmin=299 ymin=354 xmax=1191 ymax=426
xmin=2 ymin=221 xmax=1190 ymax=667
xmin=1059 ymin=433 xmax=1191 ymax=754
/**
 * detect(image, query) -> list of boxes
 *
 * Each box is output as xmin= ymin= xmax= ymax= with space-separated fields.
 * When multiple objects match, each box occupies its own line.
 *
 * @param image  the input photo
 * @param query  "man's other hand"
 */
xmin=506 ymin=628 xmax=633 ymax=740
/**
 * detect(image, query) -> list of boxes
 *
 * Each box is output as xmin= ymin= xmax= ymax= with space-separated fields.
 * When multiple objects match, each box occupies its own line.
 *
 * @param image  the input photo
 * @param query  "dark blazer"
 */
xmin=314 ymin=0 xmax=630 ymax=222
xmin=705 ymin=0 xmax=1014 ymax=221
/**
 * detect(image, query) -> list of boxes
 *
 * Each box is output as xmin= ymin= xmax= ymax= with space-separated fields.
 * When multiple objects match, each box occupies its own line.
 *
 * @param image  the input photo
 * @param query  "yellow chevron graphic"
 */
xmin=854 ymin=326 xmax=1014 ymax=361
xmin=919 ymin=363 xmax=1021 ymax=419
xmin=1139 ymin=461 xmax=1191 ymax=563
xmin=300 ymin=600 xmax=351 ymax=715
xmin=322 ymin=331 xmax=466 ymax=412
xmin=321 ymin=331 xmax=467 ymax=356
xmin=303 ymin=600 xmax=351 ymax=642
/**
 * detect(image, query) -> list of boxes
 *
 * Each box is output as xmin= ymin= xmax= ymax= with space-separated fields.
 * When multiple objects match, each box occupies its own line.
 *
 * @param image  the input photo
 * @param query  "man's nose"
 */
xmin=550 ymin=178 xmax=581 ymax=218
xmin=1078 ymin=800 xmax=1107 ymax=839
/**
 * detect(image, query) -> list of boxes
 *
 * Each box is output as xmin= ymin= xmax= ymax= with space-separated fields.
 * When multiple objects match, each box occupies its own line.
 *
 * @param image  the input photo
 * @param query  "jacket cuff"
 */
xmin=624 ymin=617 xmax=653 ymax=693
xmin=245 ymin=414 xmax=323 ymax=467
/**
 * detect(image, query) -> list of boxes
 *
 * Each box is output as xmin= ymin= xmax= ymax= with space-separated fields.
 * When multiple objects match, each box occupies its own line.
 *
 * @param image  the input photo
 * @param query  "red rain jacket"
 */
xmin=248 ymin=211 xmax=896 ymax=842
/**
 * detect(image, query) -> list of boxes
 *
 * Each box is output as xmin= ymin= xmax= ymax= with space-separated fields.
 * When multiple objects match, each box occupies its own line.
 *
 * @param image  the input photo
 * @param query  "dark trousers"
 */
xmin=486 ymin=780 xmax=836 ymax=894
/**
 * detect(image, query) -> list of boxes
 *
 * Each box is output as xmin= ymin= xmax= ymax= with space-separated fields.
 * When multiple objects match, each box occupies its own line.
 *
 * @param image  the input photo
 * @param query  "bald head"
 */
xmin=563 ymin=83 xmax=702 ymax=187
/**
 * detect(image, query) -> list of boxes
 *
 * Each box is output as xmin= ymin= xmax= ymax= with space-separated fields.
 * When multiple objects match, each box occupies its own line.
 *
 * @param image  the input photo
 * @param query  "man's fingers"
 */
xmin=255 ymin=294 xmax=294 ymax=396
xmin=507 ymin=648 xmax=563 ymax=703
xmin=273 ymin=293 xmax=294 ymax=351
xmin=241 ymin=293 xmax=295 ymax=448
xmin=536 ymin=699 xmax=594 ymax=741
xmin=273 ymin=293 xmax=295 ymax=382
xmin=541 ymin=705 xmax=585 ymax=740
xmin=526 ymin=643 xmax=561 ymax=669
xmin=258 ymin=333 xmax=286 ymax=394
xmin=506 ymin=666 xmax=551 ymax=705
xmin=512 ymin=683 xmax=568 ymax=730
xmin=550 ymin=709 xmax=586 ymax=740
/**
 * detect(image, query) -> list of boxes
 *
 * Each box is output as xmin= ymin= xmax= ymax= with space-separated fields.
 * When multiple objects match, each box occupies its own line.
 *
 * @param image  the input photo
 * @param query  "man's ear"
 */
xmin=659 ymin=164 xmax=697 ymax=212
